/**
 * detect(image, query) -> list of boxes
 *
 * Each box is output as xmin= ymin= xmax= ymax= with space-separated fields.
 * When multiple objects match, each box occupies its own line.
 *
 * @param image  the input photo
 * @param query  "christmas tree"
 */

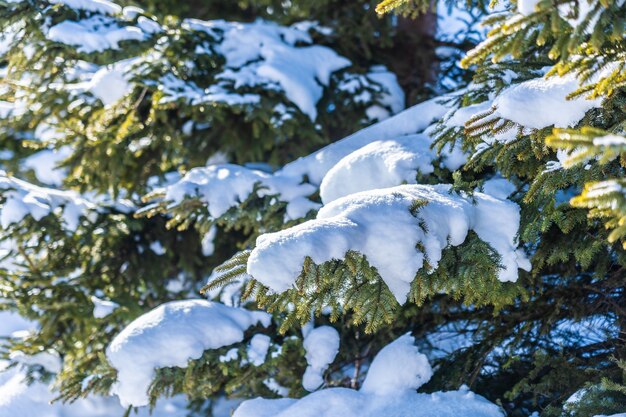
xmin=0 ymin=0 xmax=623 ymax=416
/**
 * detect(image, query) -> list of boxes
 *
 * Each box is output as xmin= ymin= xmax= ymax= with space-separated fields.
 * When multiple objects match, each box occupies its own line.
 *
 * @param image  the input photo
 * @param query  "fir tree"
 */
xmin=0 ymin=0 xmax=623 ymax=416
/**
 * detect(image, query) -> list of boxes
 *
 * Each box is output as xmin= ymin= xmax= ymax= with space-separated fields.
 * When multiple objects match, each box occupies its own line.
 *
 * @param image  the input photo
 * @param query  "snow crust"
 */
xmin=248 ymin=184 xmax=530 ymax=303
xmin=0 ymin=173 xmax=92 ymax=230
xmin=233 ymin=334 xmax=503 ymax=417
xmin=106 ymin=300 xmax=271 ymax=407
xmin=302 ymin=326 xmax=340 ymax=391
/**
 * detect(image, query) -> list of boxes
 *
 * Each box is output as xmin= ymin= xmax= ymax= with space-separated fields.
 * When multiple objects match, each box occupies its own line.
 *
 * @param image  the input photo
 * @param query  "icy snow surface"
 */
xmin=106 ymin=299 xmax=271 ymax=407
xmin=233 ymin=334 xmax=503 ymax=417
xmin=247 ymin=184 xmax=531 ymax=303
xmin=0 ymin=173 xmax=93 ymax=230
xmin=302 ymin=326 xmax=340 ymax=391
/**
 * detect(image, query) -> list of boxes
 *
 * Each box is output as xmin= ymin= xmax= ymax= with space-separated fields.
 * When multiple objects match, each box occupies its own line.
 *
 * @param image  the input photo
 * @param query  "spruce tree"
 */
xmin=0 ymin=0 xmax=623 ymax=416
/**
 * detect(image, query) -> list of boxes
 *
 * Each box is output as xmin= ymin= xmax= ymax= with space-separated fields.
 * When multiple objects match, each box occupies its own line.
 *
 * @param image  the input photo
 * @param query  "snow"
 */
xmin=122 ymin=5 xmax=144 ymax=18
xmin=137 ymin=17 xmax=162 ymax=34
xmin=578 ymin=180 xmax=625 ymax=204
xmin=22 ymin=146 xmax=72 ymax=186
xmin=219 ymin=348 xmax=239 ymax=363
xmin=247 ymin=334 xmax=271 ymax=366
xmin=319 ymin=135 xmax=437 ymax=204
xmin=558 ymin=0 xmax=599 ymax=29
xmin=279 ymin=97 xmax=449 ymax=185
xmin=593 ymin=134 xmax=626 ymax=147
xmin=364 ymin=65 xmax=405 ymax=120
xmin=83 ymin=60 xmax=134 ymax=105
xmin=0 ymin=311 xmax=191 ymax=417
xmin=91 ymin=295 xmax=120 ymax=318
xmin=264 ymin=378 xmax=289 ymax=396
xmin=163 ymin=164 xmax=319 ymax=221
xmin=158 ymin=73 xmax=261 ymax=107
xmin=302 ymin=326 xmax=340 ymax=391
xmin=517 ymin=0 xmax=540 ymax=15
xmin=480 ymin=177 xmax=517 ymax=200
xmin=233 ymin=335 xmax=503 ymax=417
xmin=0 ymin=173 xmax=93 ymax=231
xmin=492 ymin=73 xmax=603 ymax=129
xmin=48 ymin=0 xmax=122 ymax=15
xmin=202 ymin=225 xmax=218 ymax=256
xmin=9 ymin=350 xmax=61 ymax=374
xmin=47 ymin=16 xmax=146 ymax=53
xmin=106 ymin=299 xmax=271 ymax=407
xmin=149 ymin=241 xmax=166 ymax=255
xmin=256 ymin=45 xmax=350 ymax=121
xmin=360 ymin=334 xmax=431 ymax=395
xmin=181 ymin=19 xmax=351 ymax=120
xmin=436 ymin=0 xmax=489 ymax=43
xmin=248 ymin=184 xmax=530 ymax=303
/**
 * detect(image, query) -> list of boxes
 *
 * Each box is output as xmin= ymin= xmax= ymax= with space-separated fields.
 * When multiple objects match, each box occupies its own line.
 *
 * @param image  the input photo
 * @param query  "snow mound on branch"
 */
xmin=492 ymin=73 xmax=603 ymax=129
xmin=91 ymin=296 xmax=119 ymax=318
xmin=360 ymin=333 xmax=432 ymax=395
xmin=517 ymin=0 xmax=540 ymax=15
xmin=0 ymin=173 xmax=93 ymax=230
xmin=247 ymin=334 xmax=271 ymax=366
xmin=106 ymin=300 xmax=271 ymax=407
xmin=363 ymin=65 xmax=405 ymax=120
xmin=160 ymin=100 xmax=451 ymax=223
xmin=233 ymin=334 xmax=503 ymax=417
xmin=163 ymin=164 xmax=320 ymax=220
xmin=319 ymin=134 xmax=465 ymax=204
xmin=77 ymin=59 xmax=136 ymax=105
xmin=47 ymin=16 xmax=147 ymax=53
xmin=302 ymin=326 xmax=340 ymax=391
xmin=49 ymin=0 xmax=122 ymax=15
xmin=279 ymin=97 xmax=449 ymax=184
xmin=247 ymin=184 xmax=530 ymax=303
xmin=22 ymin=146 xmax=72 ymax=186
xmin=183 ymin=19 xmax=351 ymax=120
xmin=0 ymin=310 xmax=190 ymax=417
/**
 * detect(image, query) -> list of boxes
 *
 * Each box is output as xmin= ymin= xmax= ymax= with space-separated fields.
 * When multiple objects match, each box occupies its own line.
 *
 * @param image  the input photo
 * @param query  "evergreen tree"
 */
xmin=0 ymin=0 xmax=623 ymax=416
